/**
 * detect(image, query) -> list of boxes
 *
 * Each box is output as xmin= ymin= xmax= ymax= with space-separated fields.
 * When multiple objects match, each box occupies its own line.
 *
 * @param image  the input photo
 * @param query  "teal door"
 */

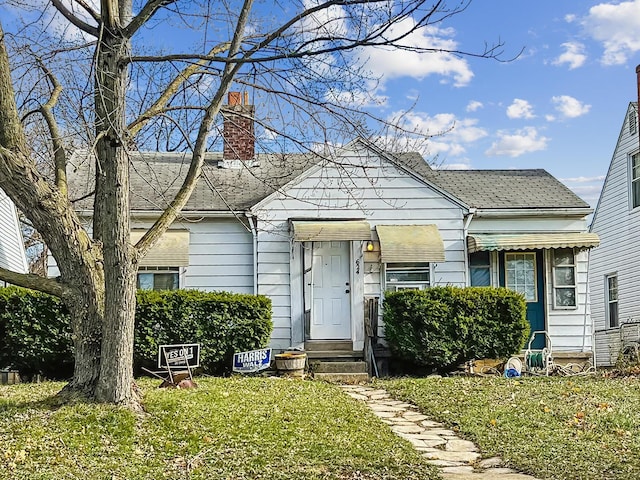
xmin=499 ymin=251 xmax=545 ymax=349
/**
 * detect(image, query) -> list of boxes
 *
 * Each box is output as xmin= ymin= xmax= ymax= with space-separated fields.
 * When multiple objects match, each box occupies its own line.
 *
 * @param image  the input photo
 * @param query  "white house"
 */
xmin=589 ymin=99 xmax=640 ymax=366
xmin=0 ymin=188 xmax=28 ymax=281
xmin=65 ymin=93 xmax=599 ymax=366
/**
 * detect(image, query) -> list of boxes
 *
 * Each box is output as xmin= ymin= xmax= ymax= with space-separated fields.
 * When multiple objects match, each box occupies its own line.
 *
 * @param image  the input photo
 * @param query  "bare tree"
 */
xmin=0 ymin=0 xmax=503 ymax=408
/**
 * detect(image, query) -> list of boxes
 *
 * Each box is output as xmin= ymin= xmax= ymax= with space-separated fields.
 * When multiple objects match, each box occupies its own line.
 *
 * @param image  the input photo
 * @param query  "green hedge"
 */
xmin=0 ymin=287 xmax=74 ymax=380
xmin=134 ymin=290 xmax=272 ymax=375
xmin=383 ymin=286 xmax=529 ymax=372
xmin=0 ymin=287 xmax=272 ymax=379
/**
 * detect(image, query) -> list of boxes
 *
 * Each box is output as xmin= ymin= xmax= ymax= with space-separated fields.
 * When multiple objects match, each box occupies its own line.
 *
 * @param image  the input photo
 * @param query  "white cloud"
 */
xmin=582 ymin=0 xmax=640 ymax=65
xmin=383 ymin=110 xmax=487 ymax=158
xmin=466 ymin=100 xmax=483 ymax=112
xmin=485 ymin=127 xmax=549 ymax=157
xmin=561 ymin=175 xmax=606 ymax=183
xmin=551 ymin=95 xmax=591 ymax=118
xmin=552 ymin=42 xmax=587 ymax=69
xmin=565 ymin=14 xmax=577 ymax=23
xmin=506 ymin=99 xmax=535 ymax=119
xmin=363 ymin=20 xmax=474 ymax=87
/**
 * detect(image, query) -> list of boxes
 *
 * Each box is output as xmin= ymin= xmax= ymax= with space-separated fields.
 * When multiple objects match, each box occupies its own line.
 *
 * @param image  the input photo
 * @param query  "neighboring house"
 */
xmin=589 ymin=101 xmax=640 ymax=366
xmin=0 ymin=188 xmax=28 ymax=281
xmin=64 ymin=93 xmax=598 ymax=366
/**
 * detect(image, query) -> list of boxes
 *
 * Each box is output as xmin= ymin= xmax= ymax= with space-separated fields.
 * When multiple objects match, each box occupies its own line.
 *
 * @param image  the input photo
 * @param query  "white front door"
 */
xmin=310 ymin=241 xmax=351 ymax=339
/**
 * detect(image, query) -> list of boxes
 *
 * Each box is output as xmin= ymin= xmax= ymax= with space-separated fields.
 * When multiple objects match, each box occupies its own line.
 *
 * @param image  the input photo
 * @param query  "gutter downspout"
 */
xmin=246 ymin=212 xmax=258 ymax=295
xmin=582 ymin=249 xmax=592 ymax=355
xmin=462 ymin=208 xmax=476 ymax=286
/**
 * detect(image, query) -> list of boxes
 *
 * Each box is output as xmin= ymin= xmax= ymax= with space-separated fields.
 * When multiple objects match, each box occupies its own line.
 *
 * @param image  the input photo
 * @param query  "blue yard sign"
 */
xmin=233 ymin=348 xmax=272 ymax=373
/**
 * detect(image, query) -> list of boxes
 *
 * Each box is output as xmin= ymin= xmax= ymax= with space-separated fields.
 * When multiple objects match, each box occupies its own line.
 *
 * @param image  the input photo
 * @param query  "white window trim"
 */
xmin=384 ymin=263 xmax=431 ymax=292
xmin=630 ymin=152 xmax=640 ymax=210
xmin=505 ymin=252 xmax=538 ymax=303
xmin=605 ymin=273 xmax=619 ymax=329
xmin=551 ymin=248 xmax=578 ymax=310
xmin=137 ymin=266 xmax=182 ymax=290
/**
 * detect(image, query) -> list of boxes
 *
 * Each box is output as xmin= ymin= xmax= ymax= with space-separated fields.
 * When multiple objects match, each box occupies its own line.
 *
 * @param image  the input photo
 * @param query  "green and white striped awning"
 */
xmin=467 ymin=232 xmax=600 ymax=253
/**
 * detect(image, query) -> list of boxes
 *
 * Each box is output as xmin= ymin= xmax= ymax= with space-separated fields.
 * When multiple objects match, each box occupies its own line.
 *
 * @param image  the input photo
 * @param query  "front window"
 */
xmin=606 ymin=274 xmax=619 ymax=328
xmin=632 ymin=153 xmax=640 ymax=209
xmin=505 ymin=252 xmax=537 ymax=302
xmin=137 ymin=267 xmax=180 ymax=290
xmin=552 ymin=249 xmax=577 ymax=308
xmin=385 ymin=263 xmax=430 ymax=291
xmin=469 ymin=251 xmax=491 ymax=286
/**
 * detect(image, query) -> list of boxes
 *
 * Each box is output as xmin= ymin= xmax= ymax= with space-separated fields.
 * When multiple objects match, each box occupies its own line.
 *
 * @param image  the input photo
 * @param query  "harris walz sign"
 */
xmin=233 ymin=348 xmax=272 ymax=373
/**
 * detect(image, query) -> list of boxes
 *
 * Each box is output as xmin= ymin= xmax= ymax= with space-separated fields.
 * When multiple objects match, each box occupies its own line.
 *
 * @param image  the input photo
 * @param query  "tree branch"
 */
xmin=127 ymin=41 xmax=230 ymax=138
xmin=124 ymin=0 xmax=178 ymax=38
xmin=50 ymin=0 xmax=99 ymax=37
xmin=35 ymin=57 xmax=68 ymax=194
xmin=0 ymin=267 xmax=75 ymax=299
xmin=135 ymin=0 xmax=253 ymax=258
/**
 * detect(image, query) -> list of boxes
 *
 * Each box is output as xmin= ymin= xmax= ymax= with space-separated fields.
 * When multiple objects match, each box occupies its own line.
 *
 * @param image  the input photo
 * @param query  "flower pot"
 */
xmin=275 ymin=352 xmax=307 ymax=377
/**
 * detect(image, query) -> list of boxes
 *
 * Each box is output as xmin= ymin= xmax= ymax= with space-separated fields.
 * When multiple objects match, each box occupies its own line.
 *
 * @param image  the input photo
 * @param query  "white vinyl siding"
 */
xmin=254 ymin=146 xmax=466 ymax=349
xmin=0 ymin=190 xmax=28 ymax=275
xmin=591 ymin=103 xmax=640 ymax=365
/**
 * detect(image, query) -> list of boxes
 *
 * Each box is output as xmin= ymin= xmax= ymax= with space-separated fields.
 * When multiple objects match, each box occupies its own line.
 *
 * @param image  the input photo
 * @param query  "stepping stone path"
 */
xmin=340 ymin=385 xmax=543 ymax=480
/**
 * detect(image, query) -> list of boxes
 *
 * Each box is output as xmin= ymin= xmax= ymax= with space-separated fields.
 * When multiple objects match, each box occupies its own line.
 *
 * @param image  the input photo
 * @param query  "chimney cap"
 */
xmin=228 ymin=91 xmax=242 ymax=106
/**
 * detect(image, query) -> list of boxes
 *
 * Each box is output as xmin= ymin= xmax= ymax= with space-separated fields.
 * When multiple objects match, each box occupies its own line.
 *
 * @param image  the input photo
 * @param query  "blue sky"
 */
xmin=2 ymin=0 xmax=639 ymax=208
xmin=359 ymin=0 xmax=640 ymax=207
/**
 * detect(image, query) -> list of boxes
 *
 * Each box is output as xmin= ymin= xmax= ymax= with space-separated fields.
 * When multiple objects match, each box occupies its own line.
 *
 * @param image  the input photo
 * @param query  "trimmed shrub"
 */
xmin=134 ymin=290 xmax=273 ymax=375
xmin=0 ymin=287 xmax=74 ymax=380
xmin=383 ymin=286 xmax=528 ymax=372
xmin=0 ymin=287 xmax=273 ymax=379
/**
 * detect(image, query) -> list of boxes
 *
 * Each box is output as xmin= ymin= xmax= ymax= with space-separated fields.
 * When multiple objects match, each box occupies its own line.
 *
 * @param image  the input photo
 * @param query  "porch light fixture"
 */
xmin=366 ymin=241 xmax=374 ymax=252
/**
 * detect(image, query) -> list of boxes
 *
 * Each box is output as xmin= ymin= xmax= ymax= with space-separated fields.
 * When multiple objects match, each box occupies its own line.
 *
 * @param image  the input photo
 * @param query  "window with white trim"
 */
xmin=385 ymin=263 xmax=430 ymax=291
xmin=552 ymin=249 xmax=576 ymax=308
xmin=632 ymin=153 xmax=640 ymax=209
xmin=505 ymin=252 xmax=537 ymax=302
xmin=606 ymin=274 xmax=619 ymax=328
xmin=137 ymin=267 xmax=180 ymax=290
xmin=469 ymin=251 xmax=491 ymax=286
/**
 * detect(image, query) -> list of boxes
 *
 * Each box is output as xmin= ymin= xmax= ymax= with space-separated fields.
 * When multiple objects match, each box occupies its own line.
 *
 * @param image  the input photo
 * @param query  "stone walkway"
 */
xmin=340 ymin=385 xmax=542 ymax=480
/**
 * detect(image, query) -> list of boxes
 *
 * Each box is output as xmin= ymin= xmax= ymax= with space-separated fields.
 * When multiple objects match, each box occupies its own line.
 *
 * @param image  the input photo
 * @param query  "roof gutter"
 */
xmin=472 ymin=208 xmax=593 ymax=218
xmin=75 ymin=209 xmax=244 ymax=219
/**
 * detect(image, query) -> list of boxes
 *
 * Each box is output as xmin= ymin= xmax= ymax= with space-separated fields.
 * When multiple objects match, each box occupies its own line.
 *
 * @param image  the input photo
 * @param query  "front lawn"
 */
xmin=382 ymin=376 xmax=640 ymax=480
xmin=0 ymin=377 xmax=437 ymax=480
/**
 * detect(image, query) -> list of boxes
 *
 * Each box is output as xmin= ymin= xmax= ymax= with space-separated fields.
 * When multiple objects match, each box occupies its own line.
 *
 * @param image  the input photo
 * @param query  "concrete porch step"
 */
xmin=315 ymin=361 xmax=368 ymax=374
xmin=314 ymin=372 xmax=370 ymax=384
xmin=305 ymin=340 xmax=353 ymax=351
xmin=305 ymin=350 xmax=364 ymax=360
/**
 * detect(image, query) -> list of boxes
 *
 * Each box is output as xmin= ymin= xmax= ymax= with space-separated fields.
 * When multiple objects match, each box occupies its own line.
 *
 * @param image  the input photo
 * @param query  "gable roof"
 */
xmin=68 ymin=146 xmax=589 ymax=214
xmin=426 ymin=169 xmax=590 ymax=210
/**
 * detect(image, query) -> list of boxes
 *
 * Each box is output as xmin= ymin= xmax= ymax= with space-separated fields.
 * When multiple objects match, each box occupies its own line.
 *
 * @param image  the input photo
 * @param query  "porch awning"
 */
xmin=467 ymin=232 xmax=600 ymax=253
xmin=376 ymin=224 xmax=445 ymax=263
xmin=291 ymin=220 xmax=372 ymax=242
xmin=130 ymin=229 xmax=190 ymax=267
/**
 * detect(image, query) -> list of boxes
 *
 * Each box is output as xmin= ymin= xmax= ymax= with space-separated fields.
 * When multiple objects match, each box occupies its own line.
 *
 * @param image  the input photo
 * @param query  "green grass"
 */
xmin=0 ymin=377 xmax=437 ymax=480
xmin=381 ymin=376 xmax=640 ymax=480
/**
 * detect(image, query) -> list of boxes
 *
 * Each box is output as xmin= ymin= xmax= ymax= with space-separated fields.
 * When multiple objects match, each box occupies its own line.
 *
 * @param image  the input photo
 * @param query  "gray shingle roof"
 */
xmin=69 ymin=151 xmax=319 ymax=212
xmin=67 ymin=149 xmax=589 ymax=213
xmin=425 ymin=169 xmax=590 ymax=210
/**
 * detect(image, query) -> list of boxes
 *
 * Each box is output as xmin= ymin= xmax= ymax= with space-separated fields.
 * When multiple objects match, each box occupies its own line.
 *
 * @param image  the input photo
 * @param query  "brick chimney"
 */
xmin=222 ymin=91 xmax=255 ymax=161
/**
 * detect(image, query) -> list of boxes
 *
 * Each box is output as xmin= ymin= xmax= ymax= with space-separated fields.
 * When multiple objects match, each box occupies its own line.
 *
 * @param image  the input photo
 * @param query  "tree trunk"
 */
xmin=92 ymin=26 xmax=139 ymax=407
